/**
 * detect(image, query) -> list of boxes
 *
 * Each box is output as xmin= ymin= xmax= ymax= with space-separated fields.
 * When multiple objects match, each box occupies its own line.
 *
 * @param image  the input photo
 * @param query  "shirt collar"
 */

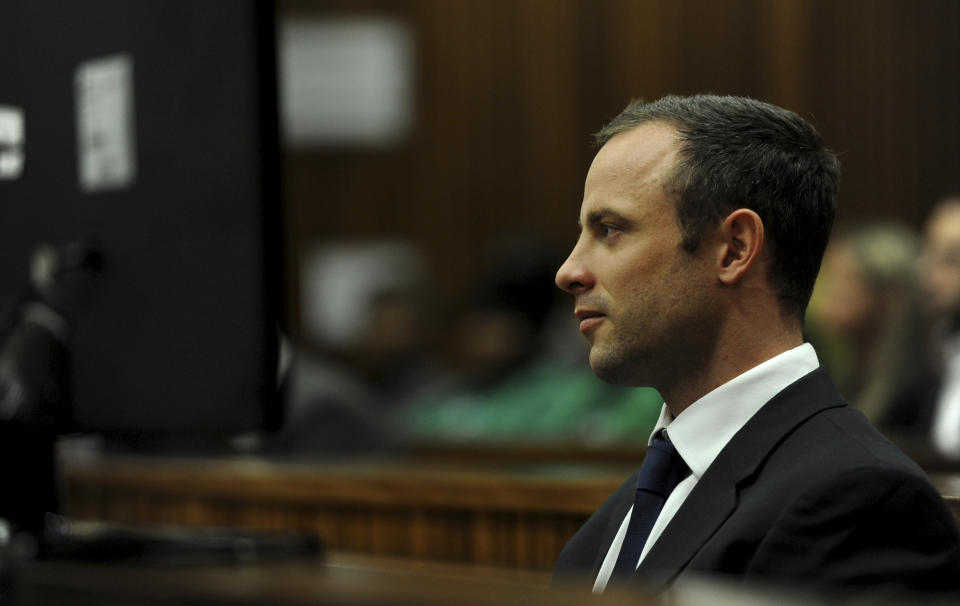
xmin=650 ymin=343 xmax=820 ymax=479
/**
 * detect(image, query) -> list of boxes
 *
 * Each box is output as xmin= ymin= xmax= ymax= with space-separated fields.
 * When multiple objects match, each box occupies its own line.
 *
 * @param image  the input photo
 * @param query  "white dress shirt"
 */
xmin=932 ymin=335 xmax=960 ymax=459
xmin=592 ymin=343 xmax=820 ymax=593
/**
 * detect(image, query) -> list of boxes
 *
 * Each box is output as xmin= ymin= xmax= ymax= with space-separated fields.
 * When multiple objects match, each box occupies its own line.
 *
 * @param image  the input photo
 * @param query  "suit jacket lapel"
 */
xmin=589 ymin=471 xmax=640 ymax=575
xmin=631 ymin=367 xmax=846 ymax=591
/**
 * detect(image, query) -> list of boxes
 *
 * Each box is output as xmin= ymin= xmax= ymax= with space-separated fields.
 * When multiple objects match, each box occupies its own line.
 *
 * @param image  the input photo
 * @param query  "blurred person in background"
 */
xmin=401 ymin=235 xmax=662 ymax=445
xmin=268 ymin=240 xmax=440 ymax=455
xmin=885 ymin=196 xmax=960 ymax=460
xmin=805 ymin=223 xmax=925 ymax=423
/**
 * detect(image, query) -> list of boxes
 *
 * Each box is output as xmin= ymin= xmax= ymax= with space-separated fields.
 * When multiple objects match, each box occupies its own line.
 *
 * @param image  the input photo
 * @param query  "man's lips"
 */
xmin=575 ymin=309 xmax=605 ymax=333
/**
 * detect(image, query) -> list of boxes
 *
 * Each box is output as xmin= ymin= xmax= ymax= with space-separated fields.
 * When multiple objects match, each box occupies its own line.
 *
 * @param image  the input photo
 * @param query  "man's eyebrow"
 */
xmin=579 ymin=209 xmax=631 ymax=229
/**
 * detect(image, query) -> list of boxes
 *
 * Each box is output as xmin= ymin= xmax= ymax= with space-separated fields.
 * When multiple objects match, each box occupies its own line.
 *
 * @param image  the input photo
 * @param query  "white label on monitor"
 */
xmin=0 ymin=105 xmax=25 ymax=180
xmin=75 ymin=54 xmax=137 ymax=192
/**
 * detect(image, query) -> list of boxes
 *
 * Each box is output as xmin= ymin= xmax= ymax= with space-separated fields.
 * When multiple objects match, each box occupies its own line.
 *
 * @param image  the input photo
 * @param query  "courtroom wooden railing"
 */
xmin=64 ymin=456 xmax=630 ymax=571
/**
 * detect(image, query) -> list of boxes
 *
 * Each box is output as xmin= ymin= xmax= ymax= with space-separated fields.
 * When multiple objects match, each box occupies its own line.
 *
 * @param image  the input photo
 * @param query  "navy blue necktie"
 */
xmin=608 ymin=433 xmax=690 ymax=585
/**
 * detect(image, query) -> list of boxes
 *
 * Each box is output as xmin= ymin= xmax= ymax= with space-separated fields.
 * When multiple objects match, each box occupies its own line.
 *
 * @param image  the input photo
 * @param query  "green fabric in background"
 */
xmin=402 ymin=359 xmax=662 ymax=446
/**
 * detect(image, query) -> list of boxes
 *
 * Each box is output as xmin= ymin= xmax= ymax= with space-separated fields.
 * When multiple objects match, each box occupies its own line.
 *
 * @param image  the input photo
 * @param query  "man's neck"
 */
xmin=661 ymin=331 xmax=804 ymax=417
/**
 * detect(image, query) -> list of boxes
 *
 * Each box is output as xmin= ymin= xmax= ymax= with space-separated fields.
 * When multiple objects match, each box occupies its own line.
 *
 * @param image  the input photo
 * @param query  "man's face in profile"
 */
xmin=555 ymin=122 xmax=719 ymax=388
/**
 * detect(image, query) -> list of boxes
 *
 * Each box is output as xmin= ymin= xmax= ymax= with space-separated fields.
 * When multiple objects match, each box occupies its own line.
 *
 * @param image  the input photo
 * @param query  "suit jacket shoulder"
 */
xmin=638 ymin=367 xmax=960 ymax=592
xmin=553 ymin=367 xmax=960 ymax=594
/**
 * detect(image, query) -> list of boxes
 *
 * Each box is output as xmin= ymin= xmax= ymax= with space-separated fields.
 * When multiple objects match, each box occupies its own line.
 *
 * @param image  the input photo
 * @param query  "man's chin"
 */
xmin=588 ymin=349 xmax=643 ymax=387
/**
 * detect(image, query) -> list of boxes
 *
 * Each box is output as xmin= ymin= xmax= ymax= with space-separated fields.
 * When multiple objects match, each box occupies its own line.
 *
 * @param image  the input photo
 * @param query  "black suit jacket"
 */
xmin=553 ymin=367 xmax=960 ymax=593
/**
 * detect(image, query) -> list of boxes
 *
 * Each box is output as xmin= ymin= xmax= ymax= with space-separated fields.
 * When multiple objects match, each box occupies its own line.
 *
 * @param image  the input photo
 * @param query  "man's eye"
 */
xmin=600 ymin=224 xmax=619 ymax=238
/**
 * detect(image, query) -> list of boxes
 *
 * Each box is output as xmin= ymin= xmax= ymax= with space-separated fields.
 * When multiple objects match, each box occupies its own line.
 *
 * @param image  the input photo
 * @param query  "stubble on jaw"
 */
xmin=586 ymin=251 xmax=723 ymax=398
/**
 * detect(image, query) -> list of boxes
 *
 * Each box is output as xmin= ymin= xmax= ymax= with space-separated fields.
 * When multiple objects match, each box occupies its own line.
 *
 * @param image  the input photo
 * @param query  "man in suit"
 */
xmin=552 ymin=95 xmax=960 ymax=594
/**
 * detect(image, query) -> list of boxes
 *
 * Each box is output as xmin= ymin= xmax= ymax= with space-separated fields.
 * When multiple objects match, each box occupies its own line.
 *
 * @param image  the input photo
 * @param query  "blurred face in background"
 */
xmin=920 ymin=200 xmax=960 ymax=320
xmin=815 ymin=242 xmax=879 ymax=341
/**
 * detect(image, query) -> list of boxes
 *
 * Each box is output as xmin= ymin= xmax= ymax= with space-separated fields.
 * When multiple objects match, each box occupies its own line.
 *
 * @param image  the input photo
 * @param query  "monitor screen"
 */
xmin=0 ymin=0 xmax=283 ymax=435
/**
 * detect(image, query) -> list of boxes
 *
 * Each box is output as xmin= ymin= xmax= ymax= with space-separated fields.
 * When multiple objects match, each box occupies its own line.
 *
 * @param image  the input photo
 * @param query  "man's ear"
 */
xmin=716 ymin=208 xmax=764 ymax=285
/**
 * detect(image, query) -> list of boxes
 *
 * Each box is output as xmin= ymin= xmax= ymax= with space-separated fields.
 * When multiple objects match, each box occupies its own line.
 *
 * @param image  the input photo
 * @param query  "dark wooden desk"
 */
xmin=8 ymin=551 xmax=646 ymax=606
xmin=10 ymin=550 xmax=951 ymax=606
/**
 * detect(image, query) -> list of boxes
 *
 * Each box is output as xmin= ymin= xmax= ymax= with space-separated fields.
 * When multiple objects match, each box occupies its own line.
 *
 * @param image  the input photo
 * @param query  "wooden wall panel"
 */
xmin=279 ymin=0 xmax=960 ymax=333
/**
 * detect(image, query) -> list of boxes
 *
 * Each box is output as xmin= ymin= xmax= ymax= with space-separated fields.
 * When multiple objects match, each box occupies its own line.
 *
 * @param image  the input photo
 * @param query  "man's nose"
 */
xmin=556 ymin=250 xmax=594 ymax=294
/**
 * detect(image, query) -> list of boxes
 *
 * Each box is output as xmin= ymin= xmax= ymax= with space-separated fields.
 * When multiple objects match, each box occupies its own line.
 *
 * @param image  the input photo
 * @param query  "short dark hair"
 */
xmin=596 ymin=95 xmax=840 ymax=320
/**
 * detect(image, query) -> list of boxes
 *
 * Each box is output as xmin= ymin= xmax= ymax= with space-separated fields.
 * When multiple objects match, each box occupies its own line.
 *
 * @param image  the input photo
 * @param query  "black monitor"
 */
xmin=0 ymin=0 xmax=283 ymax=437
xmin=0 ymin=0 xmax=286 ymax=541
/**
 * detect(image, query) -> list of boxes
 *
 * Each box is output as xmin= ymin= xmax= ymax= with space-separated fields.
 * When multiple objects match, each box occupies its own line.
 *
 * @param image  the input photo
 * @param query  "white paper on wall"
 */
xmin=75 ymin=54 xmax=137 ymax=192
